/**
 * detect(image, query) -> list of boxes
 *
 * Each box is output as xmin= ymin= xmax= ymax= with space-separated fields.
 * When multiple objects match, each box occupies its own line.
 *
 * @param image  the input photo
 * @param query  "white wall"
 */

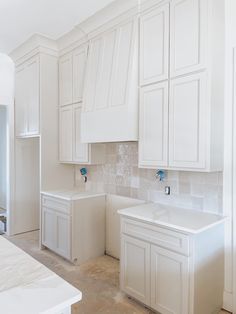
xmin=0 ymin=105 xmax=7 ymax=209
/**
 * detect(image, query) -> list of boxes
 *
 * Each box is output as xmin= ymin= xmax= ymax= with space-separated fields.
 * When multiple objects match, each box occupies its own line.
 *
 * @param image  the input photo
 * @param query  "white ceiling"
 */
xmin=0 ymin=0 xmax=114 ymax=54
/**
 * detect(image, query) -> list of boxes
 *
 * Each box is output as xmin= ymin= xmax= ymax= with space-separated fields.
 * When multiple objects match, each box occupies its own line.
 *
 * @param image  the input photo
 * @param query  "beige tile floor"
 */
xmin=6 ymin=231 xmax=230 ymax=314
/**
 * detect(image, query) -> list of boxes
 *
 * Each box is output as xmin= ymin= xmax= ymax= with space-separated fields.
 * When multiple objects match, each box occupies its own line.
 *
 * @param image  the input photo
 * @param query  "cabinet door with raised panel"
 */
xmin=15 ymin=65 xmax=27 ymax=137
xmin=140 ymin=3 xmax=169 ymax=86
xmin=169 ymin=72 xmax=207 ymax=169
xmin=73 ymin=46 xmax=87 ymax=103
xmin=151 ymin=245 xmax=189 ymax=314
xmin=170 ymin=0 xmax=207 ymax=77
xmin=59 ymin=53 xmax=73 ymax=106
xmin=73 ymin=104 xmax=89 ymax=163
xmin=59 ymin=105 xmax=73 ymax=162
xmin=42 ymin=207 xmax=56 ymax=251
xmin=26 ymin=56 xmax=40 ymax=135
xmin=139 ymin=82 xmax=169 ymax=168
xmin=120 ymin=235 xmax=150 ymax=305
xmin=55 ymin=212 xmax=71 ymax=259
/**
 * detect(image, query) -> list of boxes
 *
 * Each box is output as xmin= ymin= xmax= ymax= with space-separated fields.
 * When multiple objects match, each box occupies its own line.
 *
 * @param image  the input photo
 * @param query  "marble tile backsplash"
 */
xmin=75 ymin=143 xmax=223 ymax=214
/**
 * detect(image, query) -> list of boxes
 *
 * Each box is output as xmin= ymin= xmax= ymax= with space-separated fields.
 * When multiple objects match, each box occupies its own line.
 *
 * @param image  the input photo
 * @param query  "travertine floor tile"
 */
xmin=6 ymin=231 xmax=230 ymax=314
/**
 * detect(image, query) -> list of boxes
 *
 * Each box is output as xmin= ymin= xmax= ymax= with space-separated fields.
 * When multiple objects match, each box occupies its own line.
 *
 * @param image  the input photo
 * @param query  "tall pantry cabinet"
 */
xmin=12 ymin=35 xmax=74 ymax=235
xmin=139 ymin=0 xmax=225 ymax=172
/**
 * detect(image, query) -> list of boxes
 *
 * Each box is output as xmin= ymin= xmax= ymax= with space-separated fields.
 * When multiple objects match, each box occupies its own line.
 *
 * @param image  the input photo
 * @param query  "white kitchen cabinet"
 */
xmin=151 ymin=245 xmax=189 ymax=314
xmin=169 ymin=72 xmax=207 ymax=169
xmin=170 ymin=0 xmax=207 ymax=77
xmin=59 ymin=45 xmax=87 ymax=106
xmin=81 ymin=16 xmax=139 ymax=143
xmin=119 ymin=207 xmax=225 ymax=314
xmin=59 ymin=104 xmax=106 ymax=164
xmin=139 ymin=0 xmax=224 ymax=171
xmin=15 ymin=55 xmax=40 ymax=137
xmin=139 ymin=82 xmax=169 ymax=168
xmin=41 ymin=192 xmax=106 ymax=265
xmin=120 ymin=235 xmax=150 ymax=305
xmin=59 ymin=105 xmax=73 ymax=162
xmin=140 ymin=3 xmax=169 ymax=85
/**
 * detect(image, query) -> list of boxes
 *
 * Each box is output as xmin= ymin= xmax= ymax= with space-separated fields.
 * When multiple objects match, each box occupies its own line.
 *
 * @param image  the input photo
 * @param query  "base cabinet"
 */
xmin=120 ymin=217 xmax=224 ymax=314
xmin=41 ymin=193 xmax=106 ymax=265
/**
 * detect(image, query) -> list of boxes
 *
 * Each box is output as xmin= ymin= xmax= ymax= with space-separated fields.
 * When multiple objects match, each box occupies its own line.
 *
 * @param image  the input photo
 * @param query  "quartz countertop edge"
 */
xmin=0 ymin=236 xmax=82 ymax=314
xmin=41 ymin=190 xmax=106 ymax=201
xmin=117 ymin=203 xmax=227 ymax=235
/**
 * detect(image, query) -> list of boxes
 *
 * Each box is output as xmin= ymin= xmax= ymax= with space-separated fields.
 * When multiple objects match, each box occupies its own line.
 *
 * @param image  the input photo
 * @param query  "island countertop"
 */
xmin=0 ymin=236 xmax=82 ymax=314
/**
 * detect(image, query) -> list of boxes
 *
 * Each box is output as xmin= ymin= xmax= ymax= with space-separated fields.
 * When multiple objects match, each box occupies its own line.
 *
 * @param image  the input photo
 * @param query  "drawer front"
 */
xmin=121 ymin=218 xmax=190 ymax=256
xmin=42 ymin=196 xmax=71 ymax=215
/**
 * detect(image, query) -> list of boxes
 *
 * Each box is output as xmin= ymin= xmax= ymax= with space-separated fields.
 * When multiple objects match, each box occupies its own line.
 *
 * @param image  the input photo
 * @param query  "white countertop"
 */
xmin=41 ymin=189 xmax=106 ymax=201
xmin=118 ymin=203 xmax=226 ymax=234
xmin=0 ymin=236 xmax=82 ymax=314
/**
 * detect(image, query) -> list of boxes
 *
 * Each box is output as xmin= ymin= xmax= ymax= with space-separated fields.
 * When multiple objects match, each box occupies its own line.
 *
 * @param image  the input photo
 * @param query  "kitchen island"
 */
xmin=0 ymin=235 xmax=82 ymax=314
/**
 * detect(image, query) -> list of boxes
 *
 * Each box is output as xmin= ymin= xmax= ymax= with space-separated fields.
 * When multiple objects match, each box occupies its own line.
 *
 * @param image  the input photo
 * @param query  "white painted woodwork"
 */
xmin=120 ymin=234 xmax=150 ymax=305
xmin=170 ymin=0 xmax=207 ymax=77
xmin=105 ymin=195 xmax=145 ymax=259
xmin=59 ymin=53 xmax=73 ymax=106
xmin=139 ymin=82 xmax=169 ymax=168
xmin=14 ymin=138 xmax=40 ymax=234
xmin=119 ymin=213 xmax=225 ymax=314
xmin=59 ymin=104 xmax=106 ymax=164
xmin=82 ymin=16 xmax=139 ymax=143
xmin=59 ymin=105 xmax=73 ymax=162
xmin=169 ymin=72 xmax=207 ymax=169
xmin=140 ymin=3 xmax=169 ymax=85
xmin=41 ymin=193 xmax=106 ymax=265
xmin=15 ymin=55 xmax=40 ymax=137
xmin=73 ymin=104 xmax=89 ymax=163
xmin=0 ymin=106 xmax=7 ymax=210
xmin=139 ymin=0 xmax=224 ymax=172
xmin=151 ymin=245 xmax=189 ymax=314
xmin=73 ymin=46 xmax=87 ymax=103
xmin=59 ymin=45 xmax=88 ymax=106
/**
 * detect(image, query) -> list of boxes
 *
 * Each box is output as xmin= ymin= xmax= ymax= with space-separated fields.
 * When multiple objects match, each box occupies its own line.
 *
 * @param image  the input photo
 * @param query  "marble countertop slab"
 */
xmin=0 ymin=236 xmax=82 ymax=314
xmin=41 ymin=189 xmax=106 ymax=201
xmin=118 ymin=203 xmax=226 ymax=234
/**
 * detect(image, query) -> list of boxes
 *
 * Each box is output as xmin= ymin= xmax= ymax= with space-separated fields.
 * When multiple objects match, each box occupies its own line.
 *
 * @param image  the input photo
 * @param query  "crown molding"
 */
xmin=10 ymin=34 xmax=58 ymax=65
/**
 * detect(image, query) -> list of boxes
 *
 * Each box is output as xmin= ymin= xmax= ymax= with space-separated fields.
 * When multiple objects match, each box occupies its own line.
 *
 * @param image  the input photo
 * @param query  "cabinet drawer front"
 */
xmin=121 ymin=218 xmax=189 ymax=256
xmin=42 ymin=196 xmax=71 ymax=215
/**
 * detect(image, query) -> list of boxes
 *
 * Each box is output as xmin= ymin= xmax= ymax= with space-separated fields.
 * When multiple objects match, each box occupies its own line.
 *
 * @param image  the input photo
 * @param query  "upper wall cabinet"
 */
xmin=170 ymin=0 xmax=207 ymax=77
xmin=140 ymin=3 xmax=169 ymax=86
xmin=139 ymin=0 xmax=225 ymax=172
xmin=15 ymin=56 xmax=40 ymax=137
xmin=59 ymin=45 xmax=88 ymax=106
xmin=81 ymin=16 xmax=139 ymax=143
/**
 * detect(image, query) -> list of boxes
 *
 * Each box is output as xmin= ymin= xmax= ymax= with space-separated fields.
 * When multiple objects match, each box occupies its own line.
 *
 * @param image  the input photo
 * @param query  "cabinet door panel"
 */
xmin=140 ymin=3 xmax=169 ymax=85
xmin=27 ymin=56 xmax=40 ymax=135
xmin=170 ymin=0 xmax=207 ymax=77
xmin=59 ymin=105 xmax=73 ymax=162
xmin=42 ymin=207 xmax=56 ymax=250
xmin=15 ymin=66 xmax=27 ymax=137
xmin=151 ymin=245 xmax=189 ymax=314
xmin=59 ymin=54 xmax=73 ymax=106
xmin=55 ymin=212 xmax=71 ymax=259
xmin=73 ymin=46 xmax=87 ymax=103
xmin=73 ymin=104 xmax=89 ymax=163
xmin=110 ymin=19 xmax=135 ymax=107
xmin=169 ymin=73 xmax=207 ymax=169
xmin=139 ymin=82 xmax=169 ymax=168
xmin=120 ymin=235 xmax=150 ymax=305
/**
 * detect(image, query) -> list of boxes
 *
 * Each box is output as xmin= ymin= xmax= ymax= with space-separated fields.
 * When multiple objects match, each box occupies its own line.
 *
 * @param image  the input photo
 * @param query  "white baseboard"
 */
xmin=223 ymin=291 xmax=233 ymax=312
